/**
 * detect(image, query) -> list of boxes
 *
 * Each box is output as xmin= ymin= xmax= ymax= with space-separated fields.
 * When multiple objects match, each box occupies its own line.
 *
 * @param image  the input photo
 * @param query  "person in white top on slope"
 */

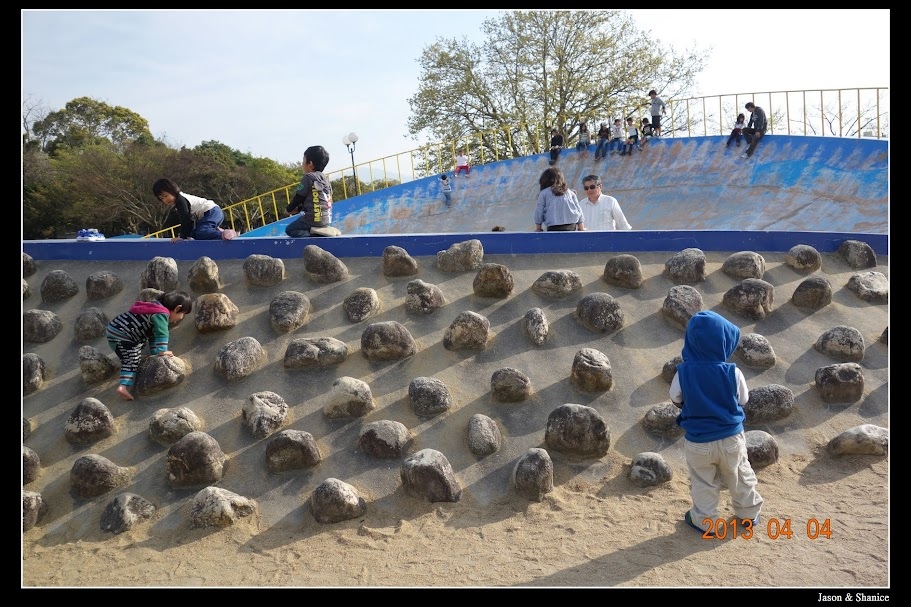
xmin=579 ymin=174 xmax=632 ymax=231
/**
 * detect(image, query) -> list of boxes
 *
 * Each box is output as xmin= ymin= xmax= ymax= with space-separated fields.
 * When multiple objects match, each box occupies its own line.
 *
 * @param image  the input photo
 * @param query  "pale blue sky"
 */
xmin=22 ymin=9 xmax=889 ymax=168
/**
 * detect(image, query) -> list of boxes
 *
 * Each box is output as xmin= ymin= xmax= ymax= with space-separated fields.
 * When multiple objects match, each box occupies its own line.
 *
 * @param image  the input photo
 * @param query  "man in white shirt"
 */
xmin=580 ymin=175 xmax=632 ymax=231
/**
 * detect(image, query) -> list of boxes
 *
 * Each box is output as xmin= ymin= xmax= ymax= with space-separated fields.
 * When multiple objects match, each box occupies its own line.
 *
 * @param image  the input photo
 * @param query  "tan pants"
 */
xmin=685 ymin=432 xmax=763 ymax=531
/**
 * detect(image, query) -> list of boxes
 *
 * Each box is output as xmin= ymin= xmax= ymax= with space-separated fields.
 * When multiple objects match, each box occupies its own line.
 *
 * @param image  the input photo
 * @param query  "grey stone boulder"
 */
xmin=358 ymin=420 xmax=413 ymax=459
xmin=243 ymin=254 xmax=285 ymax=286
xmin=85 ymin=270 xmax=124 ymax=301
xmin=140 ymin=256 xmax=179 ymax=291
xmin=544 ymin=404 xmax=611 ymax=457
xmin=310 ymin=478 xmax=366 ymax=524
xmin=325 ymin=376 xmax=375 ymax=418
xmin=570 ymin=348 xmax=613 ymax=392
xmin=722 ymin=251 xmax=766 ymax=280
xmin=304 ymin=244 xmax=349 ymax=283
xmin=64 ymin=397 xmax=116 ymax=446
xmin=815 ymin=363 xmax=864 ymax=403
xmin=785 ymin=244 xmax=822 ymax=273
xmin=187 ymin=256 xmax=222 ymax=293
xmin=166 ymin=431 xmax=226 ymax=488
xmin=23 ymin=352 xmax=47 ymax=395
xmin=521 ymin=307 xmax=549 ymax=346
xmin=400 ymin=449 xmax=462 ymax=503
xmin=73 ymin=307 xmax=108 ymax=341
xmin=664 ymin=248 xmax=706 ymax=284
xmin=628 ymin=452 xmax=673 ymax=486
xmin=443 ymin=311 xmax=490 ymax=350
xmin=194 ymin=293 xmax=239 ymax=333
xmin=827 ymin=424 xmax=888 ymax=456
xmin=40 ymin=269 xmax=79 ymax=303
xmin=467 ymin=414 xmax=502 ymax=457
xmin=791 ymin=276 xmax=832 ymax=309
xmin=405 ymin=279 xmax=445 ymax=314
xmin=743 ymin=384 xmax=794 ymax=424
xmin=214 ymin=336 xmax=266 ymax=381
xmin=265 ymin=429 xmax=322 ymax=472
xmin=100 ymin=493 xmax=156 ymax=534
xmin=70 ymin=454 xmax=132 ymax=499
xmin=661 ymin=285 xmax=703 ymax=329
xmin=242 ymin=391 xmax=289 ymax=439
xmin=284 ymin=337 xmax=349 ymax=369
xmin=512 ymin=448 xmax=554 ymax=502
xmin=383 ymin=245 xmax=419 ymax=277
xmin=736 ymin=333 xmax=776 ymax=369
xmin=814 ymin=325 xmax=865 ymax=362
xmin=602 ymin=254 xmax=643 ymax=289
xmin=490 ymin=367 xmax=531 ymax=402
xmin=149 ymin=407 xmax=204 ymax=445
xmin=722 ymin=278 xmax=774 ymax=320
xmin=836 ymin=239 xmax=877 ymax=269
xmin=269 ymin=291 xmax=311 ymax=332
xmin=473 ymin=263 xmax=514 ymax=298
xmin=135 ymin=354 xmax=188 ymax=397
xmin=575 ymin=292 xmax=624 ymax=334
xmin=662 ymin=356 xmax=683 ymax=383
xmin=190 ymin=486 xmax=257 ymax=529
xmin=436 ymin=239 xmax=483 ymax=272
xmin=22 ymin=252 xmax=37 ymax=277
xmin=23 ymin=490 xmax=46 ymax=532
xmin=344 ymin=287 xmax=381 ymax=323
xmin=23 ymin=309 xmax=63 ymax=344
xmin=531 ymin=270 xmax=582 ymax=298
xmin=745 ymin=430 xmax=779 ymax=469
xmin=641 ymin=402 xmax=684 ymax=438
xmin=23 ymin=445 xmax=41 ymax=485
xmin=361 ymin=321 xmax=416 ymax=361
xmin=409 ymin=376 xmax=452 ymax=417
xmin=846 ymin=271 xmax=888 ymax=304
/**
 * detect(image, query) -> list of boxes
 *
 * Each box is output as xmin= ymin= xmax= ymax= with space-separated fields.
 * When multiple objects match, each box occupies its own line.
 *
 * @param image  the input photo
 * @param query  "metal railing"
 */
xmin=145 ymin=87 xmax=888 ymax=239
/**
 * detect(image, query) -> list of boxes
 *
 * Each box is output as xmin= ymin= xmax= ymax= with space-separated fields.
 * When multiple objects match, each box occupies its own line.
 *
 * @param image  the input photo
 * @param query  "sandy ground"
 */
xmin=21 ymin=249 xmax=889 ymax=589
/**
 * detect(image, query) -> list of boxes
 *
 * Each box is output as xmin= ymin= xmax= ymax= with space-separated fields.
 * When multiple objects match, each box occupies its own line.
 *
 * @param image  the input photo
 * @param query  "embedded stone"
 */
xmin=641 ymin=402 xmax=684 ymax=438
xmin=736 ymin=333 xmax=776 ymax=369
xmin=325 ymin=376 xmax=375 ymax=418
xmin=64 ymin=397 xmax=116 ymax=446
xmin=23 ymin=309 xmax=63 ymax=344
xmin=383 ymin=245 xmax=419 ymax=277
xmin=100 ymin=493 xmax=156 ymax=534
xmin=243 ymin=254 xmax=285 ymax=286
xmin=358 ymin=420 xmax=413 ymax=459
xmin=436 ymin=239 xmax=483 ymax=272
xmin=664 ymin=248 xmax=706 ymax=284
xmin=304 ymin=244 xmax=349 ymax=283
xmin=214 ymin=336 xmax=266 ymax=381
xmin=187 ymin=256 xmax=222 ymax=293
xmin=570 ymin=348 xmax=613 ymax=392
xmin=74 ymin=307 xmax=108 ymax=341
xmin=785 ymin=244 xmax=822 ymax=273
xmin=242 ymin=391 xmax=288 ymax=439
xmin=194 ymin=293 xmax=240 ymax=333
xmin=722 ymin=251 xmax=766 ymax=280
xmin=443 ymin=311 xmax=490 ymax=350
xmin=85 ymin=270 xmax=124 ymax=301
xmin=827 ymin=424 xmax=888 ymax=456
xmin=409 ymin=376 xmax=452 ymax=417
xmin=815 ymin=363 xmax=864 ymax=403
xmin=269 ymin=291 xmax=311 ymax=332
xmin=661 ymin=285 xmax=703 ymax=329
xmin=846 ymin=271 xmax=888 ymax=304
xmin=722 ymin=278 xmax=774 ymax=320
xmin=602 ymin=254 xmax=643 ymax=289
xmin=166 ymin=431 xmax=226 ymax=488
xmin=814 ymin=326 xmax=865 ymax=362
xmin=521 ymin=307 xmax=549 ymax=346
xmin=310 ymin=478 xmax=366 ymax=524
xmin=544 ymin=403 xmax=610 ymax=456
xmin=405 ymin=279 xmax=445 ymax=314
xmin=400 ymin=449 xmax=462 ymax=503
xmin=265 ymin=429 xmax=322 ymax=472
xmin=791 ymin=276 xmax=832 ymax=309
xmin=575 ymin=292 xmax=623 ymax=334
xmin=512 ymin=448 xmax=553 ymax=502
xmin=40 ymin=269 xmax=79 ymax=303
xmin=531 ymin=270 xmax=582 ymax=298
xmin=490 ymin=367 xmax=531 ymax=402
xmin=745 ymin=430 xmax=779 ymax=469
xmin=150 ymin=407 xmax=204 ymax=445
xmin=361 ymin=321 xmax=416 ymax=361
xmin=467 ymin=414 xmax=501 ymax=457
xmin=70 ymin=454 xmax=132 ymax=499
xmin=140 ymin=256 xmax=179 ymax=291
xmin=190 ymin=486 xmax=257 ymax=528
xmin=473 ymin=263 xmax=514 ymax=298
xmin=743 ymin=384 xmax=795 ymax=424
xmin=628 ymin=452 xmax=673 ymax=486
xmin=344 ymin=287 xmax=381 ymax=322
xmin=836 ymin=239 xmax=877 ymax=269
xmin=283 ymin=337 xmax=349 ymax=369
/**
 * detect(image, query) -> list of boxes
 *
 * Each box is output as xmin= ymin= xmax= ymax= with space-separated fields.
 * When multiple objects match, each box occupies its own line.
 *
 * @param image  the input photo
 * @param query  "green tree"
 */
xmin=407 ymin=10 xmax=708 ymax=165
xmin=30 ymin=96 xmax=154 ymax=156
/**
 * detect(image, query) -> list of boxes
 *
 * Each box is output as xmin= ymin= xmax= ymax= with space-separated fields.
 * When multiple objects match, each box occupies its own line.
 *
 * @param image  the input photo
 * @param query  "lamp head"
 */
xmin=348 ymin=132 xmax=359 ymax=144
xmin=342 ymin=135 xmax=351 ymax=145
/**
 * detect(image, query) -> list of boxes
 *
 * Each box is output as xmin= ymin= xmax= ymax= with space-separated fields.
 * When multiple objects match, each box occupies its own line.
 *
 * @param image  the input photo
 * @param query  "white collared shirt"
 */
xmin=583 ymin=194 xmax=632 ymax=231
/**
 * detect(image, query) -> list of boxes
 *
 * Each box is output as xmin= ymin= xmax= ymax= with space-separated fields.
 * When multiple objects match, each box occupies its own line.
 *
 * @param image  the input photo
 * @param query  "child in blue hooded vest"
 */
xmin=670 ymin=310 xmax=764 ymax=537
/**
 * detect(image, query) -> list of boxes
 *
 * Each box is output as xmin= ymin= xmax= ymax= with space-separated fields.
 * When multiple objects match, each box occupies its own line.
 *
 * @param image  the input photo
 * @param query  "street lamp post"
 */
xmin=342 ymin=132 xmax=358 ymax=196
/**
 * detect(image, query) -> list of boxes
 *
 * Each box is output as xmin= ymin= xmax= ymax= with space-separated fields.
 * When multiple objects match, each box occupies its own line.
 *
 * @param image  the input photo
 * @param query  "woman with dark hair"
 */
xmin=533 ymin=167 xmax=585 ymax=232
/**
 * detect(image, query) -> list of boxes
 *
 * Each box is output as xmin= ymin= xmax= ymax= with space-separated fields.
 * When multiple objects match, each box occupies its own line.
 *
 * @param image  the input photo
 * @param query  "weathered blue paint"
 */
xmin=23 ymin=135 xmax=888 ymax=261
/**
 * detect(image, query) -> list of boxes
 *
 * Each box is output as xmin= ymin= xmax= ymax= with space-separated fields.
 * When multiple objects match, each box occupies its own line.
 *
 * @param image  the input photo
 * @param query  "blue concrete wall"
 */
xmin=245 ymin=135 xmax=888 ymax=237
xmin=22 ymin=135 xmax=888 ymax=262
